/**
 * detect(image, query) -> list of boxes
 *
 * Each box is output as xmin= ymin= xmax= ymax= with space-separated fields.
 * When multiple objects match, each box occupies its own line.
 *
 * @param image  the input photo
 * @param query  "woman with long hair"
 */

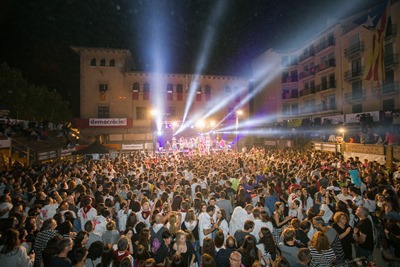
xmin=271 ymin=202 xmax=292 ymax=243
xmin=237 ymin=235 xmax=259 ymax=267
xmin=215 ymin=208 xmax=229 ymax=239
xmin=171 ymin=230 xmax=196 ymax=267
xmin=0 ymin=229 xmax=35 ymax=267
xmin=137 ymin=228 xmax=151 ymax=258
xmin=166 ymin=212 xmax=181 ymax=238
xmin=309 ymin=231 xmax=336 ymax=267
xmin=181 ymin=209 xmax=200 ymax=263
xmin=257 ymin=227 xmax=277 ymax=264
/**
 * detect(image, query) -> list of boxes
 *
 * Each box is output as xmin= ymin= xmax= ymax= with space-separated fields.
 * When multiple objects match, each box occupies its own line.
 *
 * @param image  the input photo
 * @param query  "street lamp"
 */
xmin=236 ymin=110 xmax=243 ymax=151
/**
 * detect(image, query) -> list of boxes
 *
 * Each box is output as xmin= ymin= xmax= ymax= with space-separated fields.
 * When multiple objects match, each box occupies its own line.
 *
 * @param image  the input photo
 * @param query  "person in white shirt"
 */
xmin=318 ymin=196 xmax=334 ymax=225
xmin=93 ymin=208 xmax=110 ymax=236
xmin=335 ymin=186 xmax=353 ymax=203
xmin=77 ymin=197 xmax=97 ymax=231
xmin=251 ymin=208 xmax=273 ymax=242
xmin=117 ymin=200 xmax=132 ymax=232
xmin=288 ymin=199 xmax=303 ymax=220
xmin=208 ymin=197 xmax=220 ymax=222
xmin=199 ymin=205 xmax=216 ymax=248
xmin=229 ymin=204 xmax=254 ymax=235
xmin=40 ymin=198 xmax=59 ymax=220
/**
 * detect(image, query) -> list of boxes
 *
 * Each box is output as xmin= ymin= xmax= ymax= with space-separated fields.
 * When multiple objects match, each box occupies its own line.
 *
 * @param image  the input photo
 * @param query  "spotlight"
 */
xmin=157 ymin=131 xmax=163 ymax=136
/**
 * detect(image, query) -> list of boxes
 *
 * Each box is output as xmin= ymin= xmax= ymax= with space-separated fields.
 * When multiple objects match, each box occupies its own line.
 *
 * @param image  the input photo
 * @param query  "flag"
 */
xmin=361 ymin=1 xmax=390 ymax=81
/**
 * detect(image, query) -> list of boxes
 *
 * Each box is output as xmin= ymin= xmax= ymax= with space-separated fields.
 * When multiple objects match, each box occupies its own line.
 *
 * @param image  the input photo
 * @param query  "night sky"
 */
xmin=0 ymin=0 xmax=381 ymax=116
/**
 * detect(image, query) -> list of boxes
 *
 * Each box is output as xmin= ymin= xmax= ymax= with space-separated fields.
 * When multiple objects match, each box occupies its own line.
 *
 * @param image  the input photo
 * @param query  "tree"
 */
xmin=0 ymin=62 xmax=72 ymax=121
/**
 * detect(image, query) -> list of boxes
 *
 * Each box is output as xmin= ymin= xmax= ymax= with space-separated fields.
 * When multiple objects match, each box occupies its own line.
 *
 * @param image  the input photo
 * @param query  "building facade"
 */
xmin=72 ymin=47 xmax=249 ymax=148
xmin=252 ymin=0 xmax=400 ymax=127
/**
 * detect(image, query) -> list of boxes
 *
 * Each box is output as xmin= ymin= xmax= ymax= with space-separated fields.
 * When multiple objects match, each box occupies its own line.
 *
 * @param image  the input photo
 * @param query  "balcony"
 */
xmin=385 ymin=53 xmax=399 ymax=70
xmin=300 ymin=104 xmax=338 ymax=115
xmin=316 ymin=58 xmax=336 ymax=73
xmin=282 ymin=90 xmax=299 ymax=100
xmin=315 ymin=38 xmax=336 ymax=54
xmin=381 ymin=82 xmax=400 ymax=95
xmin=344 ymin=42 xmax=364 ymax=59
xmin=299 ymin=68 xmax=316 ymax=80
xmin=299 ymin=49 xmax=315 ymax=62
xmin=299 ymin=87 xmax=316 ymax=97
xmin=344 ymin=68 xmax=363 ymax=82
xmin=316 ymin=80 xmax=336 ymax=92
xmin=281 ymin=75 xmax=298 ymax=83
xmin=344 ymin=89 xmax=367 ymax=103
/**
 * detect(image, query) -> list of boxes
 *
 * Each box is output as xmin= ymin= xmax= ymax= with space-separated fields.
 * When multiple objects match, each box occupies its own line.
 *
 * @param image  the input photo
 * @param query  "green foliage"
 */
xmin=0 ymin=62 xmax=72 ymax=121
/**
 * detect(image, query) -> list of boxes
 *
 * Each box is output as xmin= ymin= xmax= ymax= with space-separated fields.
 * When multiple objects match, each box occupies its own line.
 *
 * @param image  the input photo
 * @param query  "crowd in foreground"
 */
xmin=0 ymin=147 xmax=399 ymax=267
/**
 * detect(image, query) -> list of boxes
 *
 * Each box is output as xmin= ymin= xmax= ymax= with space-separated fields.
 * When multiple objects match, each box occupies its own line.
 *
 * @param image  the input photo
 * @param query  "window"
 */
xmin=352 ymin=81 xmax=362 ymax=99
xmin=132 ymin=83 xmax=140 ymax=92
xmin=328 ymin=94 xmax=336 ymax=110
xmin=98 ymin=106 xmax=109 ymax=118
xmin=205 ymin=85 xmax=211 ymax=101
xmin=176 ymin=84 xmax=183 ymax=101
xmin=136 ymin=107 xmax=147 ymax=120
xmin=291 ymin=103 xmax=299 ymax=115
xmin=99 ymin=83 xmax=108 ymax=93
xmin=352 ymin=104 xmax=362 ymax=113
xmin=132 ymin=83 xmax=140 ymax=100
xmin=382 ymin=99 xmax=395 ymax=111
xmin=166 ymin=84 xmax=173 ymax=93
xmin=100 ymin=59 xmax=106 ymax=66
xmin=282 ymin=88 xmax=289 ymax=99
xmin=321 ymin=76 xmax=327 ymax=90
xmin=90 ymin=58 xmax=96 ymax=66
xmin=143 ymin=83 xmax=150 ymax=100
xmin=329 ymin=74 xmax=336 ymax=88
xmin=283 ymin=103 xmax=290 ymax=115
xmin=196 ymin=85 xmax=202 ymax=101
xmin=310 ymin=81 xmax=315 ymax=91
xmin=109 ymin=59 xmax=115 ymax=67
xmin=167 ymin=84 xmax=173 ymax=101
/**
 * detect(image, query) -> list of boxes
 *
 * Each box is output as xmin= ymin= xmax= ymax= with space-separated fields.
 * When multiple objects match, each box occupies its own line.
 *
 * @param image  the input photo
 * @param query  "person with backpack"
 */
xmin=154 ymin=230 xmax=173 ymax=266
xmin=150 ymin=214 xmax=168 ymax=255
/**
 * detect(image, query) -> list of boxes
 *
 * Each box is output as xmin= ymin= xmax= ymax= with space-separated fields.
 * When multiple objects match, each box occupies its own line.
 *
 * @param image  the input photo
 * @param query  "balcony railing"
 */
xmin=282 ymin=90 xmax=299 ymax=99
xmin=344 ymin=42 xmax=364 ymax=59
xmin=315 ymin=38 xmax=336 ymax=54
xmin=316 ymin=80 xmax=336 ymax=92
xmin=300 ymin=104 xmax=337 ymax=115
xmin=299 ymin=68 xmax=316 ymax=80
xmin=281 ymin=75 xmax=298 ymax=83
xmin=344 ymin=89 xmax=367 ymax=102
xmin=299 ymin=49 xmax=315 ymax=62
xmin=344 ymin=68 xmax=363 ymax=81
xmin=299 ymin=87 xmax=316 ymax=97
xmin=384 ymin=53 xmax=399 ymax=70
xmin=316 ymin=58 xmax=336 ymax=73
xmin=381 ymin=82 xmax=400 ymax=95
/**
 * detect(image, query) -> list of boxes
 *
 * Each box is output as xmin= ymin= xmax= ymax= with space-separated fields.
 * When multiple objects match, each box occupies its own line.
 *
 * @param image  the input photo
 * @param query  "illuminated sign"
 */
xmin=89 ymin=118 xmax=127 ymax=126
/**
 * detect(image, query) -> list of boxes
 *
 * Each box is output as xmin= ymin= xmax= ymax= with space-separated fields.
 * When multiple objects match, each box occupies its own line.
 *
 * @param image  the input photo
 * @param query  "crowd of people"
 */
xmin=0 ymin=147 xmax=399 ymax=267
